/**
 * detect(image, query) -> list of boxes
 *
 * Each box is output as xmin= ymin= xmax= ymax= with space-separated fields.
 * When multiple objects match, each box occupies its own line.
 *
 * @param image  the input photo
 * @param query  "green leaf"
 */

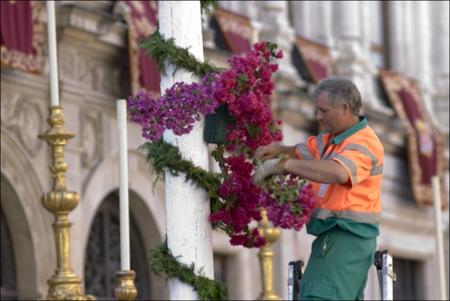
xmin=266 ymin=41 xmax=278 ymax=56
xmin=247 ymin=124 xmax=261 ymax=139
xmin=236 ymin=74 xmax=248 ymax=92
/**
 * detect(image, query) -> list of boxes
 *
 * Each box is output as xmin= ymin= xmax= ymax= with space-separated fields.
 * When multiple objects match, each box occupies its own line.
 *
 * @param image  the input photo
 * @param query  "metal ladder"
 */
xmin=374 ymin=250 xmax=397 ymax=301
xmin=288 ymin=250 xmax=396 ymax=300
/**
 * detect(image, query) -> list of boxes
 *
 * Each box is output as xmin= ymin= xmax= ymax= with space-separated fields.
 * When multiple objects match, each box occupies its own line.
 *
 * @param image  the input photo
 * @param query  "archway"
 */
xmin=84 ymin=191 xmax=151 ymax=299
xmin=81 ymin=150 xmax=167 ymax=299
xmin=1 ymin=128 xmax=54 ymax=299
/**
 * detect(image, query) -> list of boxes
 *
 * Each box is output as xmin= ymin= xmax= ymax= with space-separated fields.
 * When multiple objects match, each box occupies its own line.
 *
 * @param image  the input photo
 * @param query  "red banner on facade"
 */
xmin=294 ymin=36 xmax=334 ymax=84
xmin=0 ymin=0 xmax=44 ymax=73
xmin=214 ymin=8 xmax=253 ymax=54
xmin=379 ymin=70 xmax=447 ymax=208
xmin=122 ymin=0 xmax=160 ymax=96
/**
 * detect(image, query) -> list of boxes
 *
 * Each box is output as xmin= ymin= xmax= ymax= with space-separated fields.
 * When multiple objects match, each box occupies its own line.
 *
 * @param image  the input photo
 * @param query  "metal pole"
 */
xmin=432 ymin=176 xmax=447 ymax=300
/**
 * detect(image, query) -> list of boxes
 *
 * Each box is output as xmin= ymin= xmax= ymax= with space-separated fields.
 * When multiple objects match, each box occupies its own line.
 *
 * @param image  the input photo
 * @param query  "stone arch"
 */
xmin=81 ymin=149 xmax=167 ymax=299
xmin=0 ymin=128 xmax=55 ymax=299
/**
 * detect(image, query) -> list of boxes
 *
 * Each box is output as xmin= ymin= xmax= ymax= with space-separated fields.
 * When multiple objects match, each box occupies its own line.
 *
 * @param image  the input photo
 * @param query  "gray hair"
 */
xmin=313 ymin=77 xmax=362 ymax=115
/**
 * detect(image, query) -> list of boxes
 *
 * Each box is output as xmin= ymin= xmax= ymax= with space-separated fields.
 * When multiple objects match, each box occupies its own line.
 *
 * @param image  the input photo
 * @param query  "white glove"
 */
xmin=253 ymin=158 xmax=285 ymax=183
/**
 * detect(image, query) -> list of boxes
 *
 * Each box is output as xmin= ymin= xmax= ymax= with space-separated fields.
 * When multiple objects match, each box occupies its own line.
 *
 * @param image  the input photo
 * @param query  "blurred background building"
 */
xmin=1 ymin=1 xmax=448 ymax=300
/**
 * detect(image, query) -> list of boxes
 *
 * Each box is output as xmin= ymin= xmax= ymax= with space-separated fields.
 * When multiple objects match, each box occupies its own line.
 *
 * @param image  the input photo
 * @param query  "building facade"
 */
xmin=1 ymin=1 xmax=449 ymax=300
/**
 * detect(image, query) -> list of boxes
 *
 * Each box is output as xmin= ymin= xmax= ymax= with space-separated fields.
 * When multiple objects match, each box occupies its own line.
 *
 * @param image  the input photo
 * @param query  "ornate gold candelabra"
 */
xmin=257 ymin=208 xmax=281 ymax=300
xmin=114 ymin=270 xmax=137 ymax=300
xmin=40 ymin=106 xmax=95 ymax=300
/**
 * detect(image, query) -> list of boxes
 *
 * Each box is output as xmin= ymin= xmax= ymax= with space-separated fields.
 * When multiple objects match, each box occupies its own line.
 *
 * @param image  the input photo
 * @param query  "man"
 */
xmin=254 ymin=77 xmax=384 ymax=300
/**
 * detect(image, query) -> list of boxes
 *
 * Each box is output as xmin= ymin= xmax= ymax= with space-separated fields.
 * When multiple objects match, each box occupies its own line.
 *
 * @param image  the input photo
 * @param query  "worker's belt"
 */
xmin=311 ymin=208 xmax=381 ymax=223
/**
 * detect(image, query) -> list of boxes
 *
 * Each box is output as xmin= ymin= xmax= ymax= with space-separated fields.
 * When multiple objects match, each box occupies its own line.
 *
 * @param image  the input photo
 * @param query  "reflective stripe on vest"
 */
xmin=342 ymin=143 xmax=378 ymax=166
xmin=325 ymin=153 xmax=358 ymax=184
xmin=296 ymin=143 xmax=314 ymax=160
xmin=326 ymin=144 xmax=383 ymax=180
xmin=316 ymin=132 xmax=326 ymax=157
xmin=371 ymin=164 xmax=383 ymax=175
xmin=311 ymin=208 xmax=381 ymax=223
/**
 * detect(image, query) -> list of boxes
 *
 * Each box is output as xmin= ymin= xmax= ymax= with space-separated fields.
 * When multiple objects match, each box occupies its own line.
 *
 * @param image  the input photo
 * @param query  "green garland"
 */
xmin=140 ymin=140 xmax=225 ymax=225
xmin=140 ymin=31 xmax=221 ymax=77
xmin=200 ymin=0 xmax=219 ymax=16
xmin=140 ymin=140 xmax=221 ymax=200
xmin=149 ymin=240 xmax=228 ymax=300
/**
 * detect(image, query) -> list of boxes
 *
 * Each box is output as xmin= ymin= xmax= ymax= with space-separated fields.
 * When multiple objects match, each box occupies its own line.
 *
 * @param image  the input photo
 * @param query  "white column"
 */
xmin=431 ymin=1 xmax=450 ymax=129
xmin=259 ymin=1 xmax=302 ymax=86
xmin=359 ymin=1 xmax=383 ymax=111
xmin=360 ymin=1 xmax=372 ymax=56
xmin=334 ymin=1 xmax=372 ymax=106
xmin=158 ymin=1 xmax=214 ymax=300
xmin=388 ymin=1 xmax=407 ymax=72
xmin=316 ymin=1 xmax=334 ymax=47
xmin=414 ymin=1 xmax=435 ymax=118
xmin=337 ymin=1 xmax=360 ymax=40
xmin=243 ymin=1 xmax=259 ymax=20
xmin=405 ymin=2 xmax=417 ymax=77
xmin=291 ymin=1 xmax=311 ymax=38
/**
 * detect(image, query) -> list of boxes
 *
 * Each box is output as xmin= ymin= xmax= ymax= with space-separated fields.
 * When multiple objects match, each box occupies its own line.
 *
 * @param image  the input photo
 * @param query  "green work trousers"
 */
xmin=299 ymin=227 xmax=376 ymax=300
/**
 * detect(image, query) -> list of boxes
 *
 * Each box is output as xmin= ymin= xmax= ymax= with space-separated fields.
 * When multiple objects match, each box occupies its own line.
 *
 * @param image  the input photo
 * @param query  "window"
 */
xmin=393 ymin=257 xmax=422 ymax=300
xmin=213 ymin=253 xmax=228 ymax=284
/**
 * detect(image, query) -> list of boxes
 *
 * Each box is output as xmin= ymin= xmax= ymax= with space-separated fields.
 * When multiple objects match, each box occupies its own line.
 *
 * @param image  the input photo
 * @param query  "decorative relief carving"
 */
xmin=1 ymin=91 xmax=44 ymax=157
xmin=17 ymin=101 xmax=44 ymax=157
xmin=59 ymin=48 xmax=78 ymax=83
xmin=58 ymin=45 xmax=128 ymax=97
xmin=80 ymin=109 xmax=102 ymax=168
xmin=0 ymin=92 xmax=21 ymax=128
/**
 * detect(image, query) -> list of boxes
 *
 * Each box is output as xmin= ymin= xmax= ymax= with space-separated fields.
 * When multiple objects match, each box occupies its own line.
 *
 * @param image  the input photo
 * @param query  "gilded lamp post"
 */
xmin=258 ymin=208 xmax=281 ymax=300
xmin=40 ymin=107 xmax=94 ymax=300
xmin=43 ymin=2 xmax=136 ymax=299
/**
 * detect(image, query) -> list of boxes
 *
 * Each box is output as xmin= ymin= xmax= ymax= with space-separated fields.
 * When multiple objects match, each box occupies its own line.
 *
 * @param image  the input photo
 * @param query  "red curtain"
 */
xmin=294 ymin=35 xmax=334 ymax=84
xmin=0 ymin=0 xmax=43 ymax=73
xmin=122 ymin=0 xmax=160 ymax=96
xmin=214 ymin=8 xmax=253 ymax=54
xmin=379 ymin=70 xmax=447 ymax=208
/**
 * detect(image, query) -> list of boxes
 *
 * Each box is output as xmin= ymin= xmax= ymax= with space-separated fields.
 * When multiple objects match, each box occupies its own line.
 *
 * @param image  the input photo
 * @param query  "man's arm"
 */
xmin=283 ymin=159 xmax=349 ymax=184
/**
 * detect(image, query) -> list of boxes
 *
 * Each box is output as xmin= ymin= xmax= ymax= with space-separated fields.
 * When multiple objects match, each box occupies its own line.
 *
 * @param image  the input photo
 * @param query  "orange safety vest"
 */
xmin=295 ymin=117 xmax=384 ymax=225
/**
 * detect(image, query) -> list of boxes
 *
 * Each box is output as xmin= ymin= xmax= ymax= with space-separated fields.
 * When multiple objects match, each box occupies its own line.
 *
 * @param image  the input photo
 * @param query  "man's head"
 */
xmin=313 ymin=77 xmax=362 ymax=135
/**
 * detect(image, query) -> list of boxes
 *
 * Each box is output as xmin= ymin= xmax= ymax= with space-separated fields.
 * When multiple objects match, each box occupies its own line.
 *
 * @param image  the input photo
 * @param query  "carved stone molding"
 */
xmin=79 ymin=109 xmax=103 ymax=168
xmin=1 ymin=91 xmax=44 ymax=157
xmin=1 ymin=92 xmax=21 ymax=128
xmin=59 ymin=46 xmax=128 ymax=98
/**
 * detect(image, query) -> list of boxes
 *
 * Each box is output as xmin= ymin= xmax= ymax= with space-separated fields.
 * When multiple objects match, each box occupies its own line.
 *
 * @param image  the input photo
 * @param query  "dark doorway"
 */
xmin=84 ymin=192 xmax=151 ymax=299
xmin=1 ymin=208 xmax=17 ymax=300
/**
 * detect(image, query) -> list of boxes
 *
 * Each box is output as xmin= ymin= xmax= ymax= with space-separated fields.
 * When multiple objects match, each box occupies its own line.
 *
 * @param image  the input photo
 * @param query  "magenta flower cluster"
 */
xmin=128 ymin=42 xmax=318 ymax=248
xmin=209 ymin=155 xmax=268 ymax=247
xmin=210 ymin=156 xmax=317 ymax=248
xmin=261 ymin=175 xmax=317 ymax=231
xmin=128 ymin=81 xmax=218 ymax=141
xmin=211 ymin=42 xmax=283 ymax=154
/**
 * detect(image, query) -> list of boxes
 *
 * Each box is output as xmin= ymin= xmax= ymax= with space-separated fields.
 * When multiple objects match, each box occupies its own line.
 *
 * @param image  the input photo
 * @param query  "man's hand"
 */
xmin=253 ymin=158 xmax=286 ymax=183
xmin=255 ymin=145 xmax=287 ymax=161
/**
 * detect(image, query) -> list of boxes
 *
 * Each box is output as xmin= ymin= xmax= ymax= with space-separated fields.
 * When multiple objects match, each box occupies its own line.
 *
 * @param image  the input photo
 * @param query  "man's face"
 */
xmin=315 ymin=92 xmax=350 ymax=135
